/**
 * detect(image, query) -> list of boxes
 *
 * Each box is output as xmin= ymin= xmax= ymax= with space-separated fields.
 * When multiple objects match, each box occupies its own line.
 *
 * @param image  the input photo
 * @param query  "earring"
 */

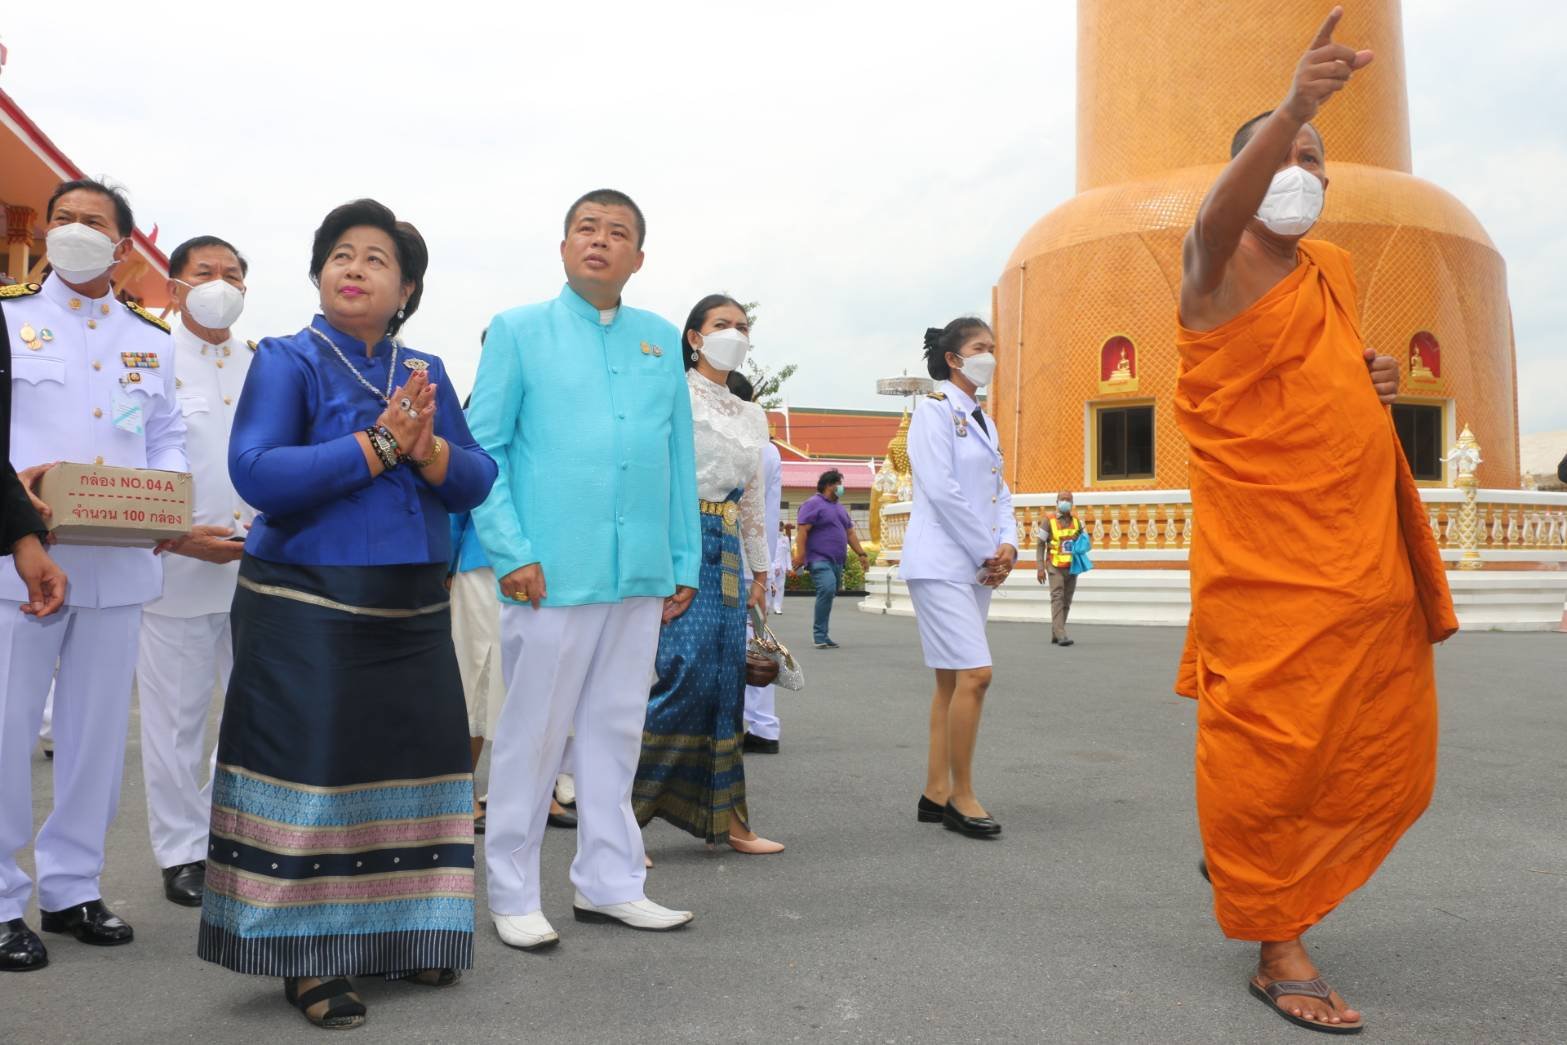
xmin=397 ymin=308 xmax=406 ymax=320
xmin=690 ymin=349 xmax=700 ymax=362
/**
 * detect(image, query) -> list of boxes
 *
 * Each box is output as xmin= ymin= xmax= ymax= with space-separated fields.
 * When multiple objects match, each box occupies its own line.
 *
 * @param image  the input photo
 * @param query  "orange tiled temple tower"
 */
xmin=990 ymin=0 xmax=1520 ymax=493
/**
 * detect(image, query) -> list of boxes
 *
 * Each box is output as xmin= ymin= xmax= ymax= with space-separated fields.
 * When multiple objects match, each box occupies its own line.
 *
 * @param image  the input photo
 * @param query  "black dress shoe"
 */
xmin=917 ymin=794 xmax=945 ymax=823
xmin=39 ymin=900 xmax=134 ymax=946
xmin=162 ymin=861 xmax=206 ymax=907
xmin=547 ymin=808 xmax=578 ymax=829
xmin=742 ymin=734 xmax=780 ymax=755
xmin=942 ymin=803 xmax=1002 ymax=839
xmin=0 ymin=919 xmax=48 ymax=972
xmin=1057 ymin=638 xmax=1075 ymax=648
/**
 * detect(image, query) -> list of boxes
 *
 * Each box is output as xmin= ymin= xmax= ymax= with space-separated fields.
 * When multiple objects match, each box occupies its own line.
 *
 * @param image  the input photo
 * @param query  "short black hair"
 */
xmin=726 ymin=369 xmax=755 ymax=403
xmin=922 ymin=318 xmax=992 ymax=381
xmin=564 ymin=189 xmax=646 ymax=249
xmin=1230 ymin=110 xmax=1323 ymax=159
xmin=46 ymin=178 xmax=135 ymax=238
xmin=817 ymin=469 xmax=844 ymax=493
xmin=169 ymin=235 xmax=248 ymax=279
xmin=309 ymin=198 xmax=428 ymax=337
xmin=680 ymin=293 xmax=747 ymax=371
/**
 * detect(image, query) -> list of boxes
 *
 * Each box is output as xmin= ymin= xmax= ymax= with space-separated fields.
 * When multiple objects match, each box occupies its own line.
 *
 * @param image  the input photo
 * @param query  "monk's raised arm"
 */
xmin=1182 ymin=7 xmax=1373 ymax=299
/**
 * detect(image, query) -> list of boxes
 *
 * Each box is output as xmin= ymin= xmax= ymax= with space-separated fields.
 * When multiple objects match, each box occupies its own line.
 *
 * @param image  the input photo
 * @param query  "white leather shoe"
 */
xmin=494 ymin=911 xmax=559 ymax=950
xmin=572 ymin=891 xmax=692 ymax=931
xmin=554 ymin=773 xmax=576 ymax=807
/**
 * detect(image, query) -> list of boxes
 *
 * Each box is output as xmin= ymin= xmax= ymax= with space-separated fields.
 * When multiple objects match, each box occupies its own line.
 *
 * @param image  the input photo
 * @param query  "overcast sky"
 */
xmin=4 ymin=0 xmax=1563 ymax=436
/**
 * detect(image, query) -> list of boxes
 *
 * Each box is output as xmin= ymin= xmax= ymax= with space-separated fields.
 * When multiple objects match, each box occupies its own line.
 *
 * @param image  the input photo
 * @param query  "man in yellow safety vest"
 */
xmin=1035 ymin=490 xmax=1081 ymax=647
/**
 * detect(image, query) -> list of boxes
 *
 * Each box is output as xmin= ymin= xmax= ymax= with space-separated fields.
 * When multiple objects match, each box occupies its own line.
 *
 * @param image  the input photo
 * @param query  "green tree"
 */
xmin=736 ymin=301 xmax=796 ymax=409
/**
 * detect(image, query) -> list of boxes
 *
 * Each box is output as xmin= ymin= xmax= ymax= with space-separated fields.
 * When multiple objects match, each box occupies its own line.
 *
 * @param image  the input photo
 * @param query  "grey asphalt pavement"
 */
xmin=5 ymin=599 xmax=1566 ymax=1044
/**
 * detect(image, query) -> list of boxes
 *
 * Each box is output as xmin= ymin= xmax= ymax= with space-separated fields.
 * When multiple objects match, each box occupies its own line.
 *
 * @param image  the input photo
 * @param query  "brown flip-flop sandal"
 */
xmin=1248 ymin=977 xmax=1364 ymax=1035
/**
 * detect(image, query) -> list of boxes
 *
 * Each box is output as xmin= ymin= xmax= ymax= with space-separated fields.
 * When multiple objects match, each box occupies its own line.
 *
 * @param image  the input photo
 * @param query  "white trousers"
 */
xmin=450 ymin=568 xmax=500 ymax=739
xmin=0 ymin=602 xmax=139 ymax=919
xmin=742 ymin=620 xmax=780 ymax=740
xmin=487 ymin=598 xmax=661 ymax=916
xmin=136 ymin=611 xmax=229 ymax=868
xmin=743 ymin=682 xmax=780 ymax=740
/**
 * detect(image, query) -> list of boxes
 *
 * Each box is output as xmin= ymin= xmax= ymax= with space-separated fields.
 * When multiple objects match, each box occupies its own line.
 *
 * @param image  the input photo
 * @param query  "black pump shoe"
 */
xmin=917 ymin=795 xmax=945 ymax=823
xmin=162 ymin=861 xmax=206 ymax=907
xmin=1 ymin=919 xmax=48 ymax=972
xmin=942 ymin=803 xmax=1002 ymax=839
xmin=39 ymin=900 xmax=134 ymax=946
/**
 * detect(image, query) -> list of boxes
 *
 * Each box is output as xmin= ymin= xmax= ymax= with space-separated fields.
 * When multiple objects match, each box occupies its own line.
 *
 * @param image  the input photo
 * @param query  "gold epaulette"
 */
xmin=247 ymin=339 xmax=258 ymax=352
xmin=124 ymin=300 xmax=171 ymax=332
xmin=925 ymin=390 xmax=947 ymax=401
xmin=0 ymin=282 xmax=41 ymax=299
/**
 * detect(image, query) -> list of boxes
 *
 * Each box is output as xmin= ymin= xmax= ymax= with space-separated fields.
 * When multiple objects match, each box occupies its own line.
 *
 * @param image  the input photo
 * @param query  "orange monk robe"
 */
xmin=1173 ymin=239 xmax=1458 ymax=942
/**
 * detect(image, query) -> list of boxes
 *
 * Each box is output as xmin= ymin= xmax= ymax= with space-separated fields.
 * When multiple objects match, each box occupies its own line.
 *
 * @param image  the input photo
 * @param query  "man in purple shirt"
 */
xmin=791 ymin=469 xmax=869 ymax=648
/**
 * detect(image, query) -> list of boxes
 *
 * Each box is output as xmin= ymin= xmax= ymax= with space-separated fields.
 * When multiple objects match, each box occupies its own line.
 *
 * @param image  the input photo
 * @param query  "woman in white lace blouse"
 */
xmin=632 ymin=295 xmax=784 ymax=855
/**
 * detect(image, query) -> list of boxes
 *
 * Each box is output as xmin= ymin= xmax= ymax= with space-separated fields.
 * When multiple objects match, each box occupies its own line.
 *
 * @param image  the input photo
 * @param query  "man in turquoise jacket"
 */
xmin=468 ymin=189 xmax=700 ymax=950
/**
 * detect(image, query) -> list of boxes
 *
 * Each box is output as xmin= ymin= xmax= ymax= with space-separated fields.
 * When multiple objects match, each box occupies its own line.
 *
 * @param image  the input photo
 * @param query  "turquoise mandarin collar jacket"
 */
xmin=466 ymin=285 xmax=700 ymax=606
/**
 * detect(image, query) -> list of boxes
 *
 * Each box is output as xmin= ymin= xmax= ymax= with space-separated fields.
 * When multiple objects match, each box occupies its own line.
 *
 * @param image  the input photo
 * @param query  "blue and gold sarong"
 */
xmin=634 ymin=492 xmax=749 ymax=840
xmin=196 ymin=557 xmax=475 ymax=977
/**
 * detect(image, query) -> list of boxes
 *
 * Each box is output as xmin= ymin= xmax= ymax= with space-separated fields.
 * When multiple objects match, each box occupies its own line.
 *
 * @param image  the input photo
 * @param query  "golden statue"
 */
xmin=989 ymin=0 xmax=1519 ymax=493
xmin=869 ymin=408 xmax=915 ymax=549
xmin=1108 ymin=346 xmax=1133 ymax=384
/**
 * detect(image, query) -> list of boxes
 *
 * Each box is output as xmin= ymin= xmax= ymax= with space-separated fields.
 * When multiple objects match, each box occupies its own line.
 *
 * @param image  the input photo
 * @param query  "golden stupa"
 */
xmin=990 ymin=0 xmax=1520 ymax=493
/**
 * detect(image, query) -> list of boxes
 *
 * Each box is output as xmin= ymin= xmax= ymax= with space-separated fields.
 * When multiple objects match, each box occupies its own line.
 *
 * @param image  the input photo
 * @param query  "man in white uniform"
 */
xmin=0 ymin=180 xmax=187 ymax=972
xmin=136 ymin=235 xmax=254 ymax=906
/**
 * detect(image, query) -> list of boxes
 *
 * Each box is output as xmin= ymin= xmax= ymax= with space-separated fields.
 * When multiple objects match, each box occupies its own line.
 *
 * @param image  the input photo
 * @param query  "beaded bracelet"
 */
xmin=365 ymin=425 xmax=401 ymax=470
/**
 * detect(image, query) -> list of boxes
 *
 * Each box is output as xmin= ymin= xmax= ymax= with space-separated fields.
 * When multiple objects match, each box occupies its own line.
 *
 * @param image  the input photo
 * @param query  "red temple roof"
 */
xmin=765 ymin=407 xmax=902 ymax=460
xmin=0 ymin=86 xmax=171 ymax=307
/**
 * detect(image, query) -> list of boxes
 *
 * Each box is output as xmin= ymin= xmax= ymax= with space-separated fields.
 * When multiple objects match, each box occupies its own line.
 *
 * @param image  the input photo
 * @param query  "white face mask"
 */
xmin=956 ymin=351 xmax=997 ymax=388
xmin=46 ymin=223 xmax=124 ymax=284
xmin=179 ymin=278 xmax=246 ymax=329
xmin=1255 ymin=165 xmax=1324 ymax=236
xmin=695 ymin=328 xmax=750 ymax=372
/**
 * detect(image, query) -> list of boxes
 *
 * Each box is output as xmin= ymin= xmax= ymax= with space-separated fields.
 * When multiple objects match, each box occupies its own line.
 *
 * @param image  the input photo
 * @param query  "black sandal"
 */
xmin=284 ymin=976 xmax=366 ymax=1029
xmin=408 ymin=967 xmax=461 ymax=988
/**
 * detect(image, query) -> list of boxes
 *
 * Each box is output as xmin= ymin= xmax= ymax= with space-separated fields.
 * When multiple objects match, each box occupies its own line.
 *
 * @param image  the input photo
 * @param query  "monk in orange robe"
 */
xmin=1174 ymin=7 xmax=1457 ymax=1034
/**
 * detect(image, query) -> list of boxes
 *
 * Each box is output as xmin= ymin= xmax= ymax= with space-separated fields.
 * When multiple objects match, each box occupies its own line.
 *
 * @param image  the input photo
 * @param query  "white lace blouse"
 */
xmin=688 ymin=369 xmax=771 ymax=574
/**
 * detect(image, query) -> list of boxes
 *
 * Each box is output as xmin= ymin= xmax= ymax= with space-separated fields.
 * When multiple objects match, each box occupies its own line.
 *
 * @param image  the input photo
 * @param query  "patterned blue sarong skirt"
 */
xmin=633 ymin=493 xmax=749 ymax=841
xmin=196 ymin=556 xmax=475 ymax=977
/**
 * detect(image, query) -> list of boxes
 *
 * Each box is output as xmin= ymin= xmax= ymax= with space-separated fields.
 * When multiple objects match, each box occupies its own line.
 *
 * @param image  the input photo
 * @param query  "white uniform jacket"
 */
xmin=143 ymin=322 xmax=255 ymax=618
xmin=898 ymin=380 xmax=1016 ymax=582
xmin=0 ymin=275 xmax=188 ymax=608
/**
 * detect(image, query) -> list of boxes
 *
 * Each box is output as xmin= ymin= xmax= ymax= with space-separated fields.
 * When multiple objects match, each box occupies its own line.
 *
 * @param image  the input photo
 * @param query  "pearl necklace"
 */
xmin=309 ymin=323 xmax=398 ymax=405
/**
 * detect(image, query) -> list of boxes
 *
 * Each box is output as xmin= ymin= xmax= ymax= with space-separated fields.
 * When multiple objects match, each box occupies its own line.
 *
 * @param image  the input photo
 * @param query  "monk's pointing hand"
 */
xmin=1284 ymin=6 xmax=1375 ymax=124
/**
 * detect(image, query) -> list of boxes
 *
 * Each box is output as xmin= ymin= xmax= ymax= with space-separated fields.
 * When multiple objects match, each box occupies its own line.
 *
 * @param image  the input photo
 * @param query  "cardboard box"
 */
xmin=39 ymin=462 xmax=193 ymax=547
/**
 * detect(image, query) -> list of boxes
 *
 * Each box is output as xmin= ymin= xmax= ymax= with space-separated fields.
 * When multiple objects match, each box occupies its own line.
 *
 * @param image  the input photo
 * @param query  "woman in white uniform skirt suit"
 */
xmin=899 ymin=319 xmax=1017 ymax=839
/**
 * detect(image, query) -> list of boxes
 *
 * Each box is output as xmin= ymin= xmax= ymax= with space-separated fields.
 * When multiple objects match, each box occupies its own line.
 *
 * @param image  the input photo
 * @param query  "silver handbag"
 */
xmin=749 ymin=607 xmax=805 ymax=691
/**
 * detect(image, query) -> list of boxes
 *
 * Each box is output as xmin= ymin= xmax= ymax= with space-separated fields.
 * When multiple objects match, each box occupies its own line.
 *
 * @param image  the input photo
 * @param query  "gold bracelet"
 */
xmin=412 ymin=436 xmax=445 ymax=469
